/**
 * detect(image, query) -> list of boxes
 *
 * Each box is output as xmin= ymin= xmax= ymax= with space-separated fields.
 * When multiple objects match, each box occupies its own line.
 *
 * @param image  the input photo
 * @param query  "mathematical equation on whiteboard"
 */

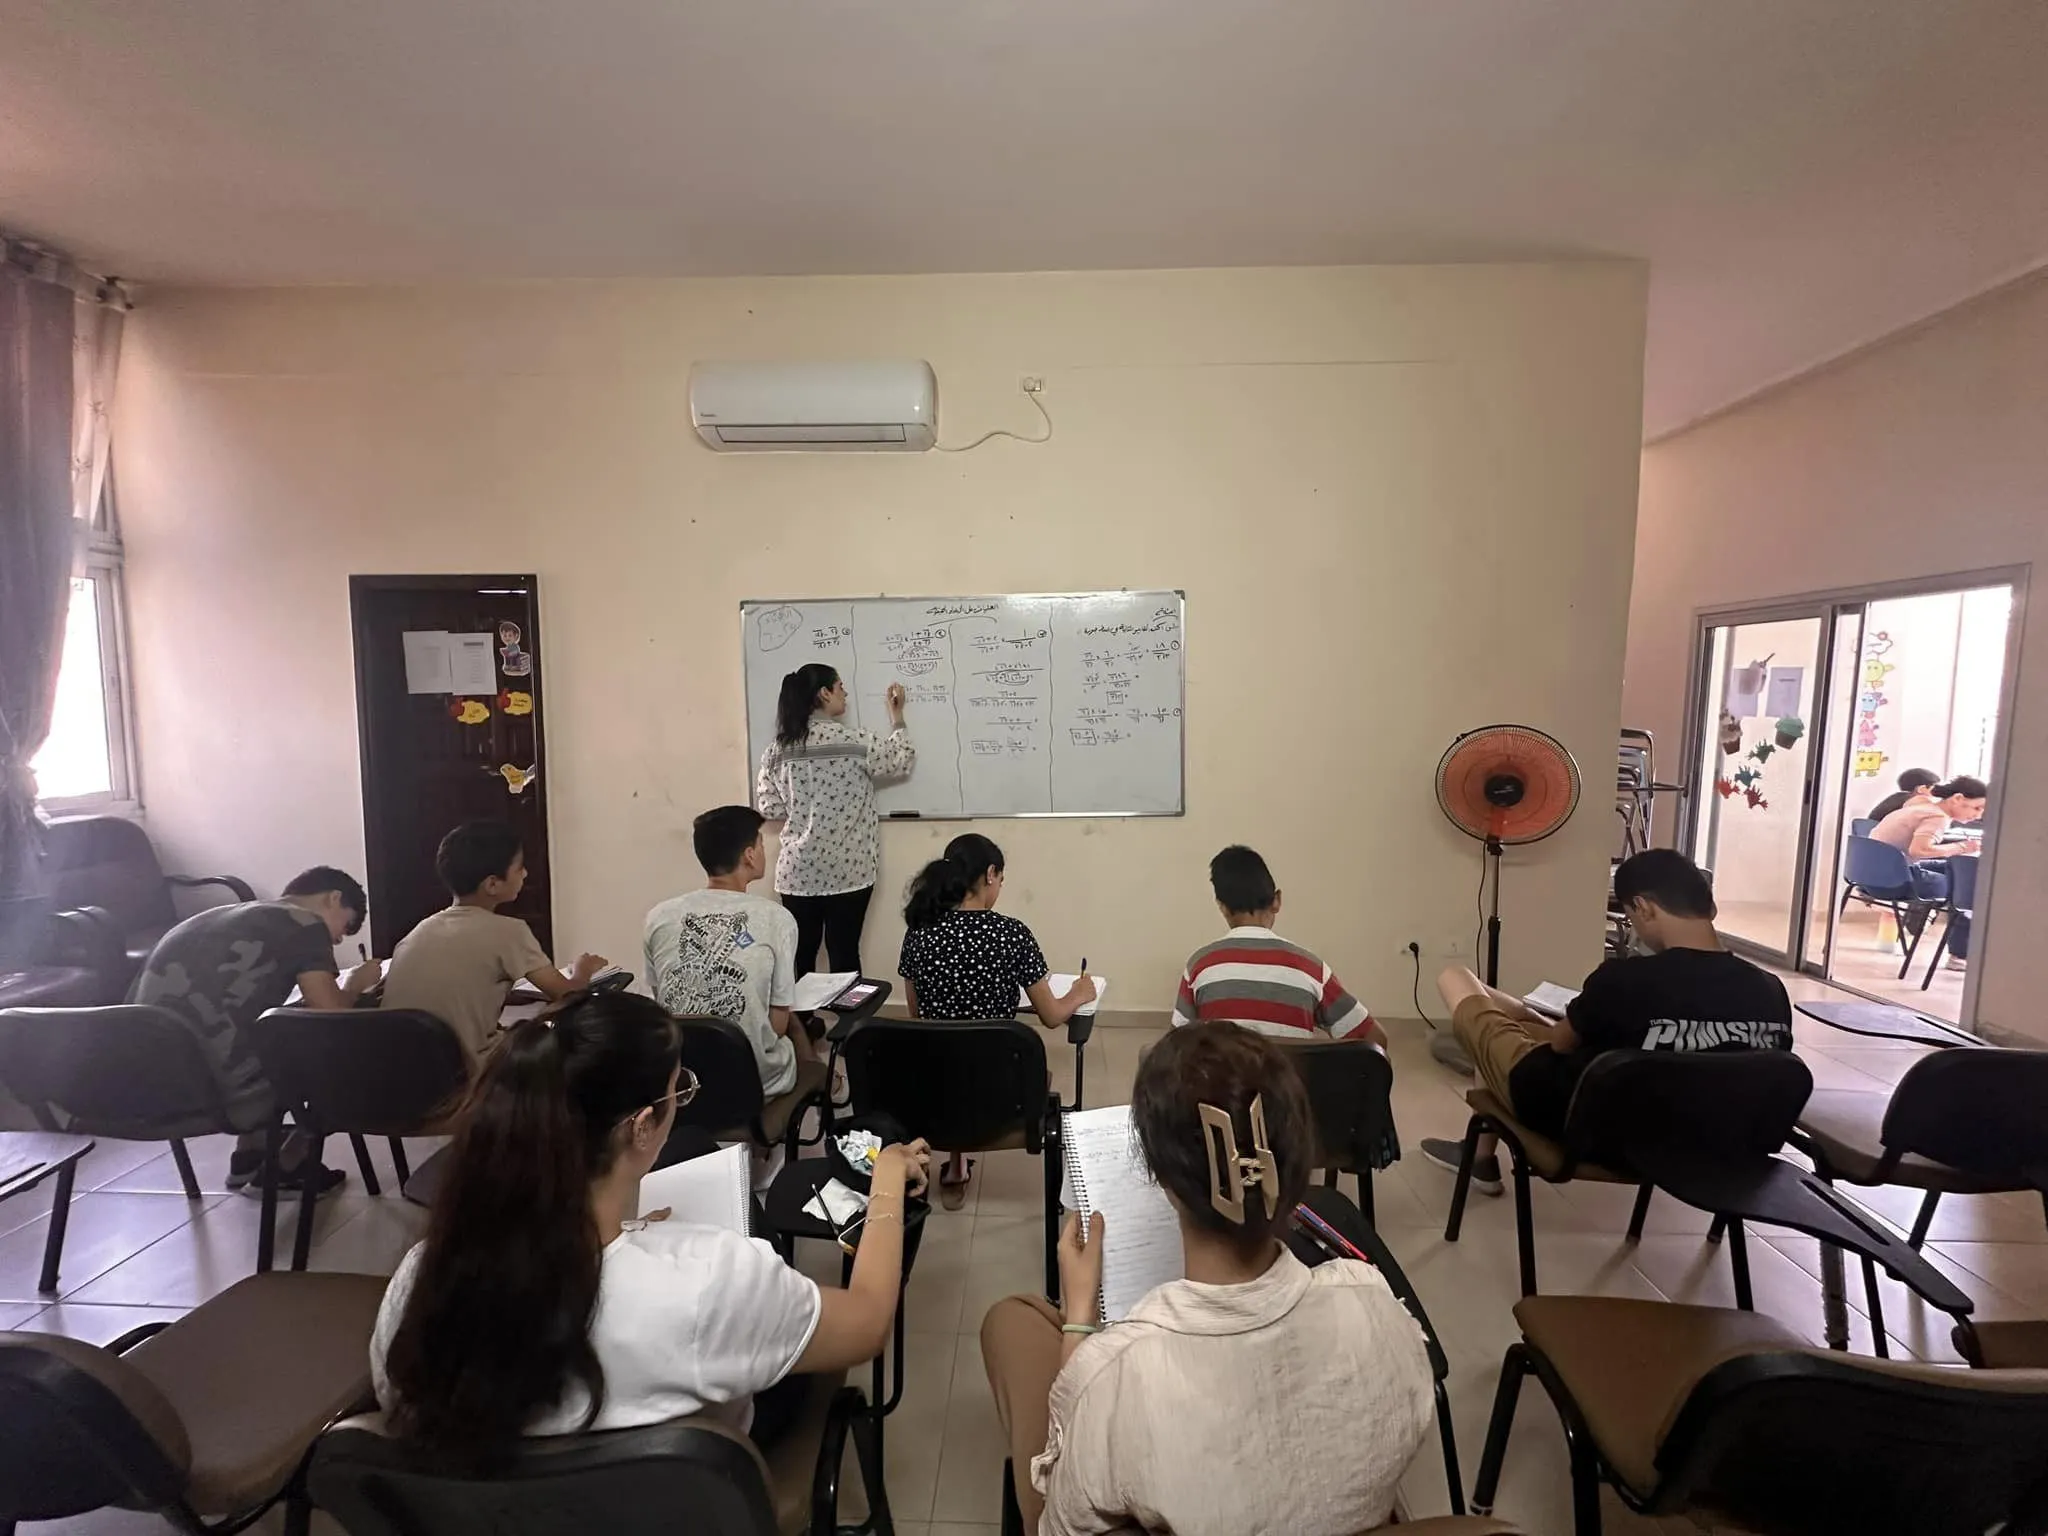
xmin=740 ymin=593 xmax=1186 ymax=817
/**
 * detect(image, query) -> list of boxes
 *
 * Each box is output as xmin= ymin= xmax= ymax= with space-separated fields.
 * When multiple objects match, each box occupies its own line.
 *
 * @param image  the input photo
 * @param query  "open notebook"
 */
xmin=1060 ymin=1104 xmax=1179 ymax=1322
xmin=635 ymin=1143 xmax=752 ymax=1235
xmin=791 ymin=970 xmax=860 ymax=1012
xmin=1522 ymin=981 xmax=1580 ymax=1020
xmin=1021 ymin=974 xmax=1108 ymax=1018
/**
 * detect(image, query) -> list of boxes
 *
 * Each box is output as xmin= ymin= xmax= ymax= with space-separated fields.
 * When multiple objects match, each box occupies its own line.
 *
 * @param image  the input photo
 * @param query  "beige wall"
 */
xmin=115 ymin=264 xmax=1647 ymax=1012
xmin=1626 ymin=273 xmax=2047 ymax=1039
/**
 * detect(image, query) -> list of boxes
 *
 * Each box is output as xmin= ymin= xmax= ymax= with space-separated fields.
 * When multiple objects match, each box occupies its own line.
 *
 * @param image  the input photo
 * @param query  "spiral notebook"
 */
xmin=635 ymin=1143 xmax=753 ymax=1236
xmin=1060 ymin=1104 xmax=1182 ymax=1322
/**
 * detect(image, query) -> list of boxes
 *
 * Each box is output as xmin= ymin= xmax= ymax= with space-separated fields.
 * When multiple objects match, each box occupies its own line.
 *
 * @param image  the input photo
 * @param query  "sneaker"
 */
xmin=224 ymin=1151 xmax=264 ymax=1191
xmin=236 ymin=1161 xmax=347 ymax=1201
xmin=1420 ymin=1137 xmax=1503 ymax=1197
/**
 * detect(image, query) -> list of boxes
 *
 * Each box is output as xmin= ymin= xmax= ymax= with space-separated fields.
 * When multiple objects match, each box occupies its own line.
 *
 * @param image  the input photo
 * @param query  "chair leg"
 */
xmin=281 ymin=1490 xmax=311 ymax=1536
xmin=1706 ymin=1214 xmax=1726 ymax=1245
xmin=1000 ymin=1460 xmax=1026 ymax=1536
xmin=256 ymin=1122 xmax=283 ymax=1273
xmin=1435 ymin=1377 xmax=1465 ymax=1516
xmin=37 ymin=1159 xmax=79 ymax=1294
xmin=1897 ymin=903 xmax=1932 ymax=979
xmin=1907 ymin=1190 xmax=1940 ymax=1249
xmin=1726 ymin=1218 xmax=1753 ymax=1310
xmin=851 ymin=1402 xmax=894 ymax=1536
xmin=1472 ymin=1342 xmax=1532 ymax=1515
xmin=349 ymin=1133 xmax=381 ymax=1197
xmin=291 ymin=1133 xmax=325 ymax=1272
xmin=1625 ymin=1183 xmax=1653 ymax=1243
xmin=1862 ymin=1255 xmax=1889 ymax=1359
xmin=1511 ymin=1157 xmax=1538 ymax=1297
xmin=388 ymin=1137 xmax=411 ymax=1186
xmin=168 ymin=1139 xmax=202 ymax=1200
xmin=1444 ymin=1114 xmax=1484 ymax=1242
xmin=1358 ymin=1169 xmax=1375 ymax=1230
xmin=1565 ymin=1424 xmax=1606 ymax=1536
xmin=1041 ymin=1132 xmax=1061 ymax=1305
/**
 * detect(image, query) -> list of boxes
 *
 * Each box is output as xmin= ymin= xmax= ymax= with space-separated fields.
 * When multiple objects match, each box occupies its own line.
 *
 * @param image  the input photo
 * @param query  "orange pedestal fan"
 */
xmin=1435 ymin=725 xmax=1582 ymax=985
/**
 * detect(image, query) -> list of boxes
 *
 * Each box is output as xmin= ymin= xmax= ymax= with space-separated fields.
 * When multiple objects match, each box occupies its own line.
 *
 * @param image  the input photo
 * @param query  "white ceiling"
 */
xmin=5 ymin=0 xmax=2045 ymax=435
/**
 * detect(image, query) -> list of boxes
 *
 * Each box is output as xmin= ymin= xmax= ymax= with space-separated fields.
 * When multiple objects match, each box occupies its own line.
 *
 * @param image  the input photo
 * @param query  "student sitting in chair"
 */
xmin=1864 ymin=765 xmax=1939 ymax=826
xmin=1419 ymin=848 xmax=1792 ymax=1197
xmin=643 ymin=804 xmax=816 ymax=1097
xmin=1871 ymin=775 xmax=1988 ymax=961
xmin=382 ymin=819 xmax=607 ymax=1057
xmin=981 ymin=1022 xmax=1433 ymax=1536
xmin=373 ymin=989 xmax=930 ymax=1455
xmin=898 ymin=833 xmax=1095 ymax=1208
xmin=130 ymin=865 xmax=381 ymax=1198
xmin=1172 ymin=845 xmax=1387 ymax=1050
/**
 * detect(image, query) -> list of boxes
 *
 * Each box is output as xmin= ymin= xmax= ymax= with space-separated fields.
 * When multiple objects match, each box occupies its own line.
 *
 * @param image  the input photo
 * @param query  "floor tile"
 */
xmin=0 ymin=1192 xmax=214 ymax=1303
xmin=0 ymin=1299 xmax=46 ymax=1328
xmin=63 ymin=1190 xmax=362 ymax=1307
xmin=931 ymin=1332 xmax=1013 ymax=1523
xmin=14 ymin=1303 xmax=190 ymax=1347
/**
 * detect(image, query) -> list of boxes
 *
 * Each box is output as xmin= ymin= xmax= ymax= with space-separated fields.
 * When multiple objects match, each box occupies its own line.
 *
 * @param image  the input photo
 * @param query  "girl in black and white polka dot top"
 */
xmin=898 ymin=834 xmax=1097 ymax=1205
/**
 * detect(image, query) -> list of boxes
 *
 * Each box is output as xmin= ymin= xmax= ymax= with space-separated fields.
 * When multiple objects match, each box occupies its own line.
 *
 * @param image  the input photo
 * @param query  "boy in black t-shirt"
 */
xmin=1419 ymin=849 xmax=1792 ymax=1196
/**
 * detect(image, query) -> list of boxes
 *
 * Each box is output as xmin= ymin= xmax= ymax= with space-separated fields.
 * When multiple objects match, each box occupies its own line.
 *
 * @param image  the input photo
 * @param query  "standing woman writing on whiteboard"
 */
xmin=757 ymin=664 xmax=915 ymax=976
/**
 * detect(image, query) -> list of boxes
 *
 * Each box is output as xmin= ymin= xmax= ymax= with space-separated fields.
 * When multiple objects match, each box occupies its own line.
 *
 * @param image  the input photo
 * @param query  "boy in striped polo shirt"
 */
xmin=1172 ymin=846 xmax=1387 ymax=1050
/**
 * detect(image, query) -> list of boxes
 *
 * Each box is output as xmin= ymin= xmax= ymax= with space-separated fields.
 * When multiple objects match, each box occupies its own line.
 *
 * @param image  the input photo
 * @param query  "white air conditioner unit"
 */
xmin=690 ymin=360 xmax=938 ymax=452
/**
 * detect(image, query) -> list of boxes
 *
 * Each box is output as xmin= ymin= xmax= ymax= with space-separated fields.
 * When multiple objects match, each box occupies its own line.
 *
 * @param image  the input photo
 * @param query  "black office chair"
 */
xmin=1474 ymin=1294 xmax=2048 ymax=1536
xmin=247 ymin=1007 xmax=472 ymax=1272
xmin=1275 ymin=1037 xmax=1398 ymax=1225
xmin=1920 ymin=852 xmax=1980 ymax=988
xmin=0 ymin=1003 xmax=258 ymax=1204
xmin=839 ymin=1016 xmax=1063 ymax=1297
xmin=310 ymin=1379 xmax=887 ymax=1536
xmin=0 ymin=1270 xmax=385 ymax=1536
xmin=666 ymin=1015 xmax=831 ymax=1163
xmin=1794 ymin=1045 xmax=2048 ymax=1253
xmin=1446 ymin=1047 xmax=1807 ymax=1297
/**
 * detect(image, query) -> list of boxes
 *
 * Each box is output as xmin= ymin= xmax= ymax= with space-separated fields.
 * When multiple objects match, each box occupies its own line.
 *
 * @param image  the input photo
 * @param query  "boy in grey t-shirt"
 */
xmin=644 ymin=806 xmax=812 ymax=1096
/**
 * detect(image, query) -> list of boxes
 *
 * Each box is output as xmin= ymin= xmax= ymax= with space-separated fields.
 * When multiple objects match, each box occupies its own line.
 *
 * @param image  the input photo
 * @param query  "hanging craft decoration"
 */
xmin=496 ymin=763 xmax=539 ymax=795
xmin=498 ymin=689 xmax=533 ymax=717
xmin=1715 ymin=712 xmax=1804 ymax=813
xmin=450 ymin=698 xmax=491 ymax=726
xmin=1851 ymin=631 xmax=1895 ymax=779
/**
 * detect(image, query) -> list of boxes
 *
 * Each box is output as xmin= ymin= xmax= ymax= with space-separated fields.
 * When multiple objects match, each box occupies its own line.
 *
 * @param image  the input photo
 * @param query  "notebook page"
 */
xmin=1023 ymin=975 xmax=1108 ymax=1018
xmin=1062 ymin=1105 xmax=1180 ymax=1321
xmin=1523 ymin=981 xmax=1580 ymax=1019
xmin=636 ymin=1144 xmax=751 ymax=1235
xmin=792 ymin=971 xmax=860 ymax=1011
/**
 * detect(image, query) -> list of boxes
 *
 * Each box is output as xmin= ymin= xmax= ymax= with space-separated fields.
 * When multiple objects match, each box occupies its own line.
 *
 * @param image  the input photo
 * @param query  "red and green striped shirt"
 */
xmin=1171 ymin=926 xmax=1376 ymax=1040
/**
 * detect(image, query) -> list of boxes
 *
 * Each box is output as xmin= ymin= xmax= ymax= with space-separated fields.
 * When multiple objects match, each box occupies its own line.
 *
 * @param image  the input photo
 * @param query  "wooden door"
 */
xmin=350 ymin=575 xmax=552 ymax=956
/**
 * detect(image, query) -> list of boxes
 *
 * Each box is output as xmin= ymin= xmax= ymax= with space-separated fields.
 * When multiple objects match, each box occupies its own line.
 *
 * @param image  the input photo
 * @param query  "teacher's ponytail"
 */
xmin=775 ymin=664 xmax=840 ymax=747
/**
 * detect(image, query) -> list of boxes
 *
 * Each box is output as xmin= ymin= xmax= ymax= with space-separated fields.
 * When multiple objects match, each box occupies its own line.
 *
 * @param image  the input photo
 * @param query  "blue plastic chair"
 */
xmin=1849 ymin=818 xmax=1879 ymax=838
xmin=1838 ymin=835 xmax=1943 ymax=979
xmin=1921 ymin=855 xmax=1979 ymax=990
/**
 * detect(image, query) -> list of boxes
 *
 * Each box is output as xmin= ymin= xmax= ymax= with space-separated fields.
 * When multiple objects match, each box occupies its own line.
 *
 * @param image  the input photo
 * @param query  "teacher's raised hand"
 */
xmin=886 ymin=681 xmax=907 ymax=726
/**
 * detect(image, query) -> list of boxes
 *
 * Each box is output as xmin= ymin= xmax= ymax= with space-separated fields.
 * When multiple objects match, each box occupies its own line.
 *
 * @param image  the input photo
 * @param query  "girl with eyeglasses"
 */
xmin=372 ymin=989 xmax=929 ymax=1460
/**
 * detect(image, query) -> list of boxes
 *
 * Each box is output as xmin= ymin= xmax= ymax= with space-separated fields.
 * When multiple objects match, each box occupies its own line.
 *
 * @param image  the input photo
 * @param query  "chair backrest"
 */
xmin=1849 ymin=817 xmax=1879 ymax=839
xmin=39 ymin=816 xmax=176 ymax=939
xmin=0 ymin=1005 xmax=235 ymax=1138
xmin=1566 ymin=1049 xmax=1813 ymax=1173
xmin=1882 ymin=1048 xmax=2048 ymax=1184
xmin=1273 ymin=1038 xmax=1396 ymax=1172
xmin=247 ymin=1008 xmax=472 ymax=1137
xmin=309 ymin=1414 xmax=778 ymax=1536
xmin=1843 ymin=835 xmax=1912 ymax=893
xmin=669 ymin=1016 xmax=766 ymax=1132
xmin=1947 ymin=852 xmax=1981 ymax=913
xmin=841 ymin=1017 xmax=1052 ymax=1152
xmin=0 ymin=1332 xmax=192 ymax=1524
xmin=1656 ymin=1348 xmax=2048 ymax=1535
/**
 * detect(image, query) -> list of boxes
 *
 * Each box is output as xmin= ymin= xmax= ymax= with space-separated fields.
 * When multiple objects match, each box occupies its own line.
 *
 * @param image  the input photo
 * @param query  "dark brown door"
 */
xmin=350 ymin=575 xmax=552 ymax=956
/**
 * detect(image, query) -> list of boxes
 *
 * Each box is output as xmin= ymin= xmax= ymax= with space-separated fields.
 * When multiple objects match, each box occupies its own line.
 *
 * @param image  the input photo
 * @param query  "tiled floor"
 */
xmin=1721 ymin=896 xmax=1967 ymax=1022
xmin=7 ymin=971 xmax=2044 ymax=1536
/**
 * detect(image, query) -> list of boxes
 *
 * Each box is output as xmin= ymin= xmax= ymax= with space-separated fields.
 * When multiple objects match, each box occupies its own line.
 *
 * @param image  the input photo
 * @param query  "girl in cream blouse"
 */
xmin=982 ymin=1022 xmax=1435 ymax=1536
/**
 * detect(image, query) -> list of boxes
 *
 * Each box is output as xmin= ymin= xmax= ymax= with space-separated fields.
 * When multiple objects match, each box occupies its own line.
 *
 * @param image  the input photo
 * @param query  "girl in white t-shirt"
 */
xmin=372 ymin=990 xmax=929 ymax=1458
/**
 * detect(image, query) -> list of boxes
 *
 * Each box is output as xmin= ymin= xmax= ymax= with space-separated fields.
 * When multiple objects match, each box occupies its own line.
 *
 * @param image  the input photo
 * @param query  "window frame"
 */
xmin=35 ymin=482 xmax=139 ymax=818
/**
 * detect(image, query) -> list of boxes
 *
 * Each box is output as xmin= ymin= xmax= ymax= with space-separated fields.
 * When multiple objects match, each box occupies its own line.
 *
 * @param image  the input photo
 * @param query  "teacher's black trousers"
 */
xmin=785 ymin=886 xmax=873 ymax=977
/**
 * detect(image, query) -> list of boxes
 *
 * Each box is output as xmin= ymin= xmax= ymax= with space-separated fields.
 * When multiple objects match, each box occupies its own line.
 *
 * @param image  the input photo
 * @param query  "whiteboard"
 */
xmin=742 ymin=593 xmax=1185 ymax=818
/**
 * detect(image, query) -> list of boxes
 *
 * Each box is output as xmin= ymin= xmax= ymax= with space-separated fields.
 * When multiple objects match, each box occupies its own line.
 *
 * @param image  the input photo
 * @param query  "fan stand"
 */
xmin=1480 ymin=835 xmax=1504 ymax=988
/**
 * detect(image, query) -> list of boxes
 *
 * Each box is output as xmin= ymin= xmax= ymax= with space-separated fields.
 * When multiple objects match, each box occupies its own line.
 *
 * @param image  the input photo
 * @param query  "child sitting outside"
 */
xmin=382 ymin=819 xmax=607 ymax=1056
xmin=1173 ymin=846 xmax=1387 ymax=1050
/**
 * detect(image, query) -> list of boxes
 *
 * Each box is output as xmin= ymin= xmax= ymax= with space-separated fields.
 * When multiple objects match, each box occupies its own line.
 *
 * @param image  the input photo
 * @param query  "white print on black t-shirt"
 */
xmin=1642 ymin=1018 xmax=1792 ymax=1051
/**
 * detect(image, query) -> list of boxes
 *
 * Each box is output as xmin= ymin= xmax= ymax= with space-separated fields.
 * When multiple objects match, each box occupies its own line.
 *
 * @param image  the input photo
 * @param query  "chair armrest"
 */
xmin=168 ymin=873 xmax=258 ymax=902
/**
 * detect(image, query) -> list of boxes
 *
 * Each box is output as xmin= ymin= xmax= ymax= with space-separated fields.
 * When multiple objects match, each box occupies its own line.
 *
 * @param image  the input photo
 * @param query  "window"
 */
xmin=31 ymin=484 xmax=134 ymax=812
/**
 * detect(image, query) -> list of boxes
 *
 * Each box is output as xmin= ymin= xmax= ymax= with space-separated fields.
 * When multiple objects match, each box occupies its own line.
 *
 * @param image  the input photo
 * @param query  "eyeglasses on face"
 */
xmin=618 ymin=1068 xmax=700 ymax=1129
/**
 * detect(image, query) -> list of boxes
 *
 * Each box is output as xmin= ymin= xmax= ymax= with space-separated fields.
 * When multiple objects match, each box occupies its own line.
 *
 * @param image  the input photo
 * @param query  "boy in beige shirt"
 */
xmin=382 ymin=820 xmax=606 ymax=1055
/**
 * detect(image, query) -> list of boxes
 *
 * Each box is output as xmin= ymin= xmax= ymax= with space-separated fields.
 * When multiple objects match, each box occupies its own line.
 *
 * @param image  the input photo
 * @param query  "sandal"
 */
xmin=938 ymin=1156 xmax=974 ymax=1211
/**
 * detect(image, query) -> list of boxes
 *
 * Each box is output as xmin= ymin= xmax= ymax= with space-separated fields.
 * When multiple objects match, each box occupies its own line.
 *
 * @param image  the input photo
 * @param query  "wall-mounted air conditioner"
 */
xmin=690 ymin=360 xmax=937 ymax=451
